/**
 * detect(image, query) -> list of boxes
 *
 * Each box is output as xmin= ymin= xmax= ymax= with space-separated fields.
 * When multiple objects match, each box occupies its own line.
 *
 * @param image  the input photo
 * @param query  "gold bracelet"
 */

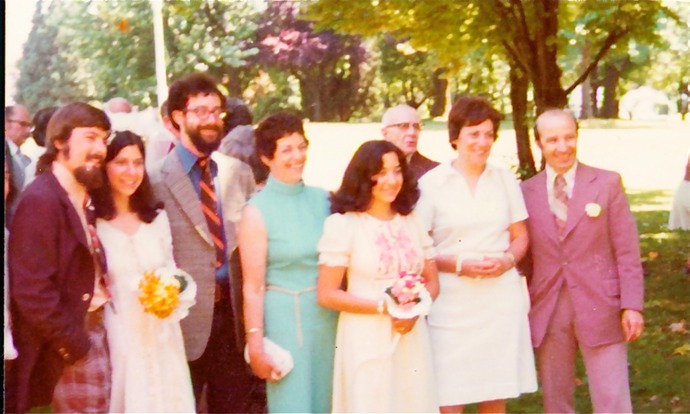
xmin=505 ymin=252 xmax=516 ymax=266
xmin=246 ymin=327 xmax=263 ymax=335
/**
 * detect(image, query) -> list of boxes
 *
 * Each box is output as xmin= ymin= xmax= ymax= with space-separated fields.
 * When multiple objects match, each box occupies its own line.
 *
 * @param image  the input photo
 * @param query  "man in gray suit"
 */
xmin=150 ymin=72 xmax=264 ymax=413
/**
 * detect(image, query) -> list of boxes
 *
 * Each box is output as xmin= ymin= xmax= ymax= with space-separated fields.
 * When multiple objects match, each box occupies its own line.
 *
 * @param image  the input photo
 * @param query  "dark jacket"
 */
xmin=408 ymin=151 xmax=439 ymax=181
xmin=8 ymin=172 xmax=96 ymax=412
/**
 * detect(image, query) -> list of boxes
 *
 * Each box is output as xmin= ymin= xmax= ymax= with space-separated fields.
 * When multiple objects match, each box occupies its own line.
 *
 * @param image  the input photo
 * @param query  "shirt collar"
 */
xmin=426 ymin=160 xmax=499 ymax=186
xmin=6 ymin=139 xmax=19 ymax=155
xmin=175 ymin=143 xmax=200 ymax=174
xmin=545 ymin=160 xmax=578 ymax=195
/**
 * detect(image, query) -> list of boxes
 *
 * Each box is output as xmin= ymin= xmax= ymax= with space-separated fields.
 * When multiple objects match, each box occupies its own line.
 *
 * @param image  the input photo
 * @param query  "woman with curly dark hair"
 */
xmin=90 ymin=130 xmax=195 ymax=413
xmin=317 ymin=140 xmax=439 ymax=412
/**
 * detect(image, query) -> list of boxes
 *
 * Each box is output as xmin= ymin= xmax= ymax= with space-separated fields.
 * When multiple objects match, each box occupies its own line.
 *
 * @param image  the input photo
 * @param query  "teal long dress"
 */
xmin=248 ymin=175 xmax=338 ymax=413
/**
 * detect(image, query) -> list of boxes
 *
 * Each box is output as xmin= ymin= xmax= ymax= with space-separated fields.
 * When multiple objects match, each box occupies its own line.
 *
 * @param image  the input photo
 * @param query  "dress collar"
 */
xmin=264 ymin=174 xmax=304 ymax=195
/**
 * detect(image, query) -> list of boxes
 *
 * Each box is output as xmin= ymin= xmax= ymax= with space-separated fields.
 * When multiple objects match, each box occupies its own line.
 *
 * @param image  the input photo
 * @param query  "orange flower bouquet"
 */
xmin=137 ymin=267 xmax=196 ymax=320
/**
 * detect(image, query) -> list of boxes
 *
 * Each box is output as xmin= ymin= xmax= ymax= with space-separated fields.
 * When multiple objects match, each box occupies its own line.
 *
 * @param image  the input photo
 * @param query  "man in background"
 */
xmin=5 ymin=105 xmax=33 ymax=199
xmin=381 ymin=104 xmax=439 ymax=180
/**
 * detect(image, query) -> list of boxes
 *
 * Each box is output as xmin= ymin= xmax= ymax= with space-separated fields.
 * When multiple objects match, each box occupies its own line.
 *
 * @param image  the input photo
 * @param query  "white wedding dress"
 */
xmin=97 ymin=211 xmax=195 ymax=413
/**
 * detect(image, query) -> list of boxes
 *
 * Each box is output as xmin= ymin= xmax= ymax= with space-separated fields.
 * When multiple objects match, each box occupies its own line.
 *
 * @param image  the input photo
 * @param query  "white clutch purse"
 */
xmin=244 ymin=337 xmax=294 ymax=381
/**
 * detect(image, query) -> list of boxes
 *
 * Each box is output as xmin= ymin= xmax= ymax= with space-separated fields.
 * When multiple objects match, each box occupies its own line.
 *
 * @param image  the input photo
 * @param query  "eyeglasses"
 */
xmin=386 ymin=122 xmax=422 ymax=131
xmin=184 ymin=107 xmax=227 ymax=120
xmin=8 ymin=119 xmax=34 ymax=129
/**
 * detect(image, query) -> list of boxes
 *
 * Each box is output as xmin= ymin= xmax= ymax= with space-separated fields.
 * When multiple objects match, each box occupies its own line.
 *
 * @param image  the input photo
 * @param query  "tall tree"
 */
xmin=163 ymin=0 xmax=261 ymax=97
xmin=14 ymin=0 xmax=85 ymax=113
xmin=308 ymin=0 xmax=673 ymax=178
xmin=256 ymin=2 xmax=372 ymax=121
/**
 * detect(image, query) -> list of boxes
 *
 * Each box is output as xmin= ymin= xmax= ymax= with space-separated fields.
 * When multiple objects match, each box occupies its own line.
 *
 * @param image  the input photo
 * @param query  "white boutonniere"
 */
xmin=585 ymin=202 xmax=602 ymax=217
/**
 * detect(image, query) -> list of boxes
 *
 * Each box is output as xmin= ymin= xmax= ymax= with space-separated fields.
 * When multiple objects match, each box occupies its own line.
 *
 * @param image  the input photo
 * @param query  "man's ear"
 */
xmin=171 ymin=110 xmax=185 ymax=130
xmin=54 ymin=139 xmax=65 ymax=151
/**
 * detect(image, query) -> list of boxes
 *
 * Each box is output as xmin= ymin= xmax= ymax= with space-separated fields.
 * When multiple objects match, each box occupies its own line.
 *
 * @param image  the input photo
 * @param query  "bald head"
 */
xmin=381 ymin=104 xmax=422 ymax=156
xmin=106 ymin=97 xmax=132 ymax=114
xmin=534 ymin=108 xmax=579 ymax=174
xmin=534 ymin=108 xmax=578 ymax=143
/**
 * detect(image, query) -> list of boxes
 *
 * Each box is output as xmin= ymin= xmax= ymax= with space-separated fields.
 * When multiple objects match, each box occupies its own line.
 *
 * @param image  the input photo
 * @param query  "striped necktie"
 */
xmin=553 ymin=174 xmax=569 ymax=239
xmin=198 ymin=157 xmax=225 ymax=268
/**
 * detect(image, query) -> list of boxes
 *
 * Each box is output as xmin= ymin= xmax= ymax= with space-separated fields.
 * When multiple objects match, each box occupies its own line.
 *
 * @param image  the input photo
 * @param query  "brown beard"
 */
xmin=60 ymin=144 xmax=104 ymax=190
xmin=187 ymin=126 xmax=221 ymax=156
xmin=73 ymin=164 xmax=104 ymax=190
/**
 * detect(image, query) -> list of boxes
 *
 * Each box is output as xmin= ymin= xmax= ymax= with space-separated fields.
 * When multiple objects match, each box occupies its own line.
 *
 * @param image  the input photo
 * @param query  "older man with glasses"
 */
xmin=381 ymin=104 xmax=439 ymax=180
xmin=5 ymin=104 xmax=33 ymax=214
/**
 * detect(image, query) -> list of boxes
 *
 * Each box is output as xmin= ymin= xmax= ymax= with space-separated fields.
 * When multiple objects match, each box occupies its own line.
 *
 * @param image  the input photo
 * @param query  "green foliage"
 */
xmin=164 ymin=0 xmax=260 ymax=97
xmin=14 ymin=0 xmax=86 ymax=113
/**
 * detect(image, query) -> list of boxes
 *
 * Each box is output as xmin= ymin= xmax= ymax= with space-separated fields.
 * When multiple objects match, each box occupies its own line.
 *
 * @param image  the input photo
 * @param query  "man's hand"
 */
xmin=621 ymin=309 xmax=644 ymax=342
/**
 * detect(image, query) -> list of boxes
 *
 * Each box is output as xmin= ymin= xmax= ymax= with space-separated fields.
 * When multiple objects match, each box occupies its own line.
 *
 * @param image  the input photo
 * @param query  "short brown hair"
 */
xmin=448 ymin=96 xmax=503 ymax=150
xmin=36 ymin=102 xmax=110 ymax=175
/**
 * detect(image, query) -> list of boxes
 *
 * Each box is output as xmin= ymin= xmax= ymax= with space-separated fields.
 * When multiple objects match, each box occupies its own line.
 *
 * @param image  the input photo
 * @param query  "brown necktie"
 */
xmin=198 ymin=157 xmax=225 ymax=268
xmin=553 ymin=174 xmax=568 ymax=239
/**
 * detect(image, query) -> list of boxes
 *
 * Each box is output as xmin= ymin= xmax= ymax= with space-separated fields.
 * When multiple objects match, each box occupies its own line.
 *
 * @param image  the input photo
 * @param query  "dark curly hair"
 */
xmin=254 ymin=112 xmax=306 ymax=161
xmin=330 ymin=140 xmax=419 ymax=216
xmin=90 ymin=131 xmax=163 ymax=223
xmin=448 ymin=96 xmax=503 ymax=150
xmin=167 ymin=72 xmax=226 ymax=131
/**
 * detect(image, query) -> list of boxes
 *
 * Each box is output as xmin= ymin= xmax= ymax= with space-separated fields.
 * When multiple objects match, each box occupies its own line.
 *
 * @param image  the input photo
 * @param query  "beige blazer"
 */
xmin=150 ymin=150 xmax=255 ymax=360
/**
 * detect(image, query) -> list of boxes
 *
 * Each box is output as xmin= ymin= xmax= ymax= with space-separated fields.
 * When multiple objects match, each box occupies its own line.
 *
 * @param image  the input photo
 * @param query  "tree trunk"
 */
xmin=509 ymin=63 xmax=536 ymax=180
xmin=579 ymin=42 xmax=593 ymax=119
xmin=299 ymin=77 xmax=323 ymax=121
xmin=429 ymin=68 xmax=447 ymax=117
xmin=531 ymin=0 xmax=568 ymax=114
xmin=600 ymin=63 xmax=620 ymax=119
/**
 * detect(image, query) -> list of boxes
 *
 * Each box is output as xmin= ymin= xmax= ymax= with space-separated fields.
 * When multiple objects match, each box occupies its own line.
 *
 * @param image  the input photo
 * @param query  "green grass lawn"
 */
xmin=503 ymin=190 xmax=690 ymax=413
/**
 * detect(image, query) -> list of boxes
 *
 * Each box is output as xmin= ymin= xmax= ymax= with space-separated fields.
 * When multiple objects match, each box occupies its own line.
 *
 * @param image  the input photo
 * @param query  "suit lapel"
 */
xmin=526 ymin=171 xmax=561 ymax=243
xmin=45 ymin=173 xmax=90 ymax=249
xmin=161 ymin=152 xmax=212 ymax=246
xmin=563 ymin=163 xmax=599 ymax=238
xmin=213 ymin=153 xmax=241 ymax=249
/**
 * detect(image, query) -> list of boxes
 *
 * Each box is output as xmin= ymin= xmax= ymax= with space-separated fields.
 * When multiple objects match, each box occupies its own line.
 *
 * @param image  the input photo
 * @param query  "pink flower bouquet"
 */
xmin=384 ymin=271 xmax=432 ymax=319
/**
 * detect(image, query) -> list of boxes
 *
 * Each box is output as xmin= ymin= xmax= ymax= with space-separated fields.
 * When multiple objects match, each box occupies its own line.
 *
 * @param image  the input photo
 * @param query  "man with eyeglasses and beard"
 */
xmin=150 ymin=72 xmax=264 ymax=413
xmin=381 ymin=104 xmax=439 ymax=180
xmin=8 ymin=102 xmax=113 ymax=413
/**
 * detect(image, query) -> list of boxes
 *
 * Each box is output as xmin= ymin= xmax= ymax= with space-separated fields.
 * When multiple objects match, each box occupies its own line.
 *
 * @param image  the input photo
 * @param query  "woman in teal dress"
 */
xmin=238 ymin=113 xmax=338 ymax=413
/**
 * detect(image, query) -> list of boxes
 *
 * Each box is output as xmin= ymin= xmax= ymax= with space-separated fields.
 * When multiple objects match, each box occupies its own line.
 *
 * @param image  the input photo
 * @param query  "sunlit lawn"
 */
xmin=302 ymin=121 xmax=689 ymax=413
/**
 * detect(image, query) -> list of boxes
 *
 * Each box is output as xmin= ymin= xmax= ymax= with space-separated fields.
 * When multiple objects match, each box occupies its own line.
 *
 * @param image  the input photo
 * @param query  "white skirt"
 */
xmin=428 ymin=269 xmax=537 ymax=406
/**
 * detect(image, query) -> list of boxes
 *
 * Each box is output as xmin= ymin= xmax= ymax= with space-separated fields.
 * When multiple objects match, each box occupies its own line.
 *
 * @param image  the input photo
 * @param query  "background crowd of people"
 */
xmin=5 ymin=71 xmax=649 ymax=414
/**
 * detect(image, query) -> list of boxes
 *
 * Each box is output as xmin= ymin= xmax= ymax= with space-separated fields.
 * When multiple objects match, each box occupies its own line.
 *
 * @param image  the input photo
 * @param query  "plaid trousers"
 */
xmin=51 ymin=309 xmax=111 ymax=413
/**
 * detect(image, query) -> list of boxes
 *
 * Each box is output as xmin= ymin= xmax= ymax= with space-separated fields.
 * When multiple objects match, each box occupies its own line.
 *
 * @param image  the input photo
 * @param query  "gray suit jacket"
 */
xmin=150 ymin=150 xmax=255 ymax=360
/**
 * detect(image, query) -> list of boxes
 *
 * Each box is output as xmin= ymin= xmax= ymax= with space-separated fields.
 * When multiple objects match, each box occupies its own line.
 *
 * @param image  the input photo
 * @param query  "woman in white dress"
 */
xmin=317 ymin=140 xmax=440 ymax=413
xmin=91 ymin=131 xmax=195 ymax=413
xmin=417 ymin=97 xmax=537 ymax=413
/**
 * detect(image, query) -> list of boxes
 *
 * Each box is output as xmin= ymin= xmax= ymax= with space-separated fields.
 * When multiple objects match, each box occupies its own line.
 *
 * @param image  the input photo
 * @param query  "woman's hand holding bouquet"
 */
xmin=384 ymin=271 xmax=432 ymax=335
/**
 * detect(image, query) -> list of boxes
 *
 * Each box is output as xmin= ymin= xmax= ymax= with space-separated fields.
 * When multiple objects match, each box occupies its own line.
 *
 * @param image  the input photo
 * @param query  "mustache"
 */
xmin=86 ymin=154 xmax=105 ymax=163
